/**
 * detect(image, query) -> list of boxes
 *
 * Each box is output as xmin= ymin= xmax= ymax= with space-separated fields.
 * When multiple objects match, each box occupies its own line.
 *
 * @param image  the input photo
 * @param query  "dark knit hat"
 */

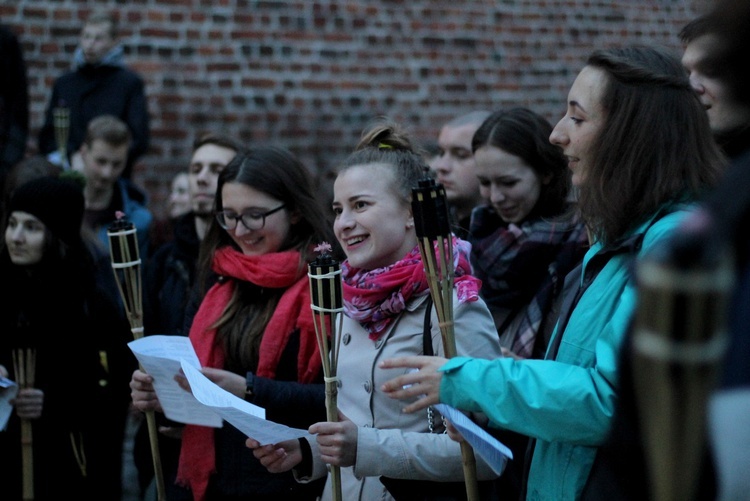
xmin=8 ymin=175 xmax=85 ymax=246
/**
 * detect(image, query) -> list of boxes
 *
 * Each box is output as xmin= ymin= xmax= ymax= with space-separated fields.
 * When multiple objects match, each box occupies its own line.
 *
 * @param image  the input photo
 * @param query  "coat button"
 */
xmin=343 ymin=333 xmax=351 ymax=345
xmin=363 ymin=380 xmax=371 ymax=393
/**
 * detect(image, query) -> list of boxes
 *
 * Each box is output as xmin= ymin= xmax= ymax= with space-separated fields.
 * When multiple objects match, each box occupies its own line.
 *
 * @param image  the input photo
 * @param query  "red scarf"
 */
xmin=343 ymin=237 xmax=481 ymax=339
xmin=176 ymin=246 xmax=321 ymax=501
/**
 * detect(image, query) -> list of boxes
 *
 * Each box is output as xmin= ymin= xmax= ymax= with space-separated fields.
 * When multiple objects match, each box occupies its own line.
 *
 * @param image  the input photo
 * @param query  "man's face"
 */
xmin=682 ymin=34 xmax=750 ymax=136
xmin=80 ymin=21 xmax=117 ymax=64
xmin=188 ymin=144 xmax=237 ymax=216
xmin=432 ymin=122 xmax=483 ymax=212
xmin=80 ymin=139 xmax=128 ymax=195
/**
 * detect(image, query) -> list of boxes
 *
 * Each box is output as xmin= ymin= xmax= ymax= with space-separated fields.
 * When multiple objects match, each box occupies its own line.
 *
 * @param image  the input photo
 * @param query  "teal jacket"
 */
xmin=439 ymin=206 xmax=692 ymax=501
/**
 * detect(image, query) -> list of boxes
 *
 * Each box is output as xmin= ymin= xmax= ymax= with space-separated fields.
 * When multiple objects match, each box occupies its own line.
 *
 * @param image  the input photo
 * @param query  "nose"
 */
xmin=549 ymin=118 xmax=567 ymax=146
xmin=334 ymin=209 xmax=355 ymax=234
xmin=432 ymin=154 xmax=450 ymax=174
xmin=195 ymin=166 xmax=210 ymax=184
xmin=232 ymin=221 xmax=252 ymax=238
xmin=688 ymin=74 xmax=705 ymax=94
xmin=9 ymin=226 xmax=24 ymax=242
xmin=489 ymin=185 xmax=506 ymax=205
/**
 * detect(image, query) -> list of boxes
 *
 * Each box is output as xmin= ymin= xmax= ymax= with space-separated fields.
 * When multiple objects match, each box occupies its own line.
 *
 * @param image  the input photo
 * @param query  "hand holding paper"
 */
xmin=128 ymin=335 xmax=222 ymax=427
xmin=180 ymin=360 xmax=311 ymax=445
xmin=434 ymin=403 xmax=512 ymax=476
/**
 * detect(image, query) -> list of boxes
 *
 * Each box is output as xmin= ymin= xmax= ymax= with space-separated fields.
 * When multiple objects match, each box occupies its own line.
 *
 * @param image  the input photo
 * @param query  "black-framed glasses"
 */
xmin=215 ymin=204 xmax=286 ymax=231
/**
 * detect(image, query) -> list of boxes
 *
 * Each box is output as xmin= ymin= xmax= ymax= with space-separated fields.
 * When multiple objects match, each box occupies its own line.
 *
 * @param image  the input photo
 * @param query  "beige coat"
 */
xmin=299 ymin=291 xmax=505 ymax=501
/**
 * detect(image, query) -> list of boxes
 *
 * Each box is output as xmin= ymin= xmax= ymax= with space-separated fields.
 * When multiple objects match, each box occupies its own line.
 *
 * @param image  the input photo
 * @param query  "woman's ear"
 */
xmin=289 ymin=209 xmax=302 ymax=225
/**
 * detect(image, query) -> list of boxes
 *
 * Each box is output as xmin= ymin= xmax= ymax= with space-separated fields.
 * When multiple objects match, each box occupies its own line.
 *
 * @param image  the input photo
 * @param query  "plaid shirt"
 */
xmin=469 ymin=205 xmax=589 ymax=358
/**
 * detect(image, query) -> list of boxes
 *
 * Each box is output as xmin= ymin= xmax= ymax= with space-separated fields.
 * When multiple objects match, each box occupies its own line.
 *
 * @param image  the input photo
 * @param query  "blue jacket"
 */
xmin=438 ymin=205 xmax=693 ymax=501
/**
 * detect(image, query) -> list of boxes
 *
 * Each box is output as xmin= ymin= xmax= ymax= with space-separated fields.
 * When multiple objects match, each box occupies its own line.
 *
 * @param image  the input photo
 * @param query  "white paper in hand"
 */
xmin=180 ymin=360 xmax=311 ymax=446
xmin=128 ymin=335 xmax=222 ymax=427
xmin=434 ymin=403 xmax=512 ymax=475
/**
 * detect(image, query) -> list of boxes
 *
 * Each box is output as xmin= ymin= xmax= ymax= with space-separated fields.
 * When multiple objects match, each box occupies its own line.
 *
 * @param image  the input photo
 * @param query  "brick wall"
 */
xmin=2 ymin=0 xmax=710 ymax=219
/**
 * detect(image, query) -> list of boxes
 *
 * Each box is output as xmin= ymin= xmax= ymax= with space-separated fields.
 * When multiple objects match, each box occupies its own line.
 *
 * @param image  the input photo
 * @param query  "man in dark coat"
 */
xmin=37 ymin=9 xmax=149 ymax=179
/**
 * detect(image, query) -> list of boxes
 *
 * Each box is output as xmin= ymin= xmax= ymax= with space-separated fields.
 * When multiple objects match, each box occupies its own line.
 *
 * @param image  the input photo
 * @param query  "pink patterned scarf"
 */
xmin=342 ymin=237 xmax=481 ymax=339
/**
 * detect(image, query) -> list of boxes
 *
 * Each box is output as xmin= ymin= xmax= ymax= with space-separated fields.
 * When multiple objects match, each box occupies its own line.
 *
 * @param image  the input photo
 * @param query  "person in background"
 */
xmin=467 ymin=107 xmax=589 ymax=499
xmin=700 ymin=4 xmax=750 ymax=498
xmin=680 ymin=13 xmax=750 ymax=160
xmin=37 ymin=9 xmax=149 ymax=178
xmin=583 ymin=3 xmax=750 ymax=500
xmin=169 ymin=172 xmax=192 ymax=219
xmin=0 ymin=156 xmax=61 ymax=229
xmin=0 ymin=174 xmax=132 ymax=499
xmin=419 ymin=138 xmax=441 ymax=171
xmin=148 ymin=170 xmax=197 ymax=251
xmin=432 ymin=110 xmax=491 ymax=238
xmin=78 ymin=114 xmax=152 ymax=261
xmin=247 ymin=119 xmax=504 ymax=501
xmin=380 ymin=45 xmax=724 ymax=500
xmin=0 ymin=23 xmax=29 ymax=192
xmin=131 ymin=146 xmax=338 ymax=501
xmin=77 ymin=113 xmax=146 ymax=499
xmin=134 ymin=132 xmax=241 ymax=500
xmin=469 ymin=107 xmax=588 ymax=357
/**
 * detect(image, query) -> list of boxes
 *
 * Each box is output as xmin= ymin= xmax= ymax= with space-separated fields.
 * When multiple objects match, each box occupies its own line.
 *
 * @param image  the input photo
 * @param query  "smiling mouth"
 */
xmin=345 ymin=236 xmax=366 ymax=246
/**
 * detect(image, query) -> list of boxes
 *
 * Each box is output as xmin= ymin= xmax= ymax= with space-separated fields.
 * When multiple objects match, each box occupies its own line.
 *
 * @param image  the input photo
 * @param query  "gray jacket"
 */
xmin=299 ymin=291 xmax=505 ymax=501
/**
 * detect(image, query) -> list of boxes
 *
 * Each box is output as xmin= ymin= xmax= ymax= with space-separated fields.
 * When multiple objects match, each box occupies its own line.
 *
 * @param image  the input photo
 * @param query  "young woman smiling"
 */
xmin=130 ymin=147 xmax=338 ymax=501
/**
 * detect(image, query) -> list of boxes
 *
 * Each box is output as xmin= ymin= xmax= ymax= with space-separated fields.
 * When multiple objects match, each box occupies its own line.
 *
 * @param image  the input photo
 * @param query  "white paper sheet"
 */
xmin=127 ymin=335 xmax=222 ymax=427
xmin=180 ymin=360 xmax=312 ymax=446
xmin=0 ymin=376 xmax=19 ymax=431
xmin=434 ymin=403 xmax=512 ymax=475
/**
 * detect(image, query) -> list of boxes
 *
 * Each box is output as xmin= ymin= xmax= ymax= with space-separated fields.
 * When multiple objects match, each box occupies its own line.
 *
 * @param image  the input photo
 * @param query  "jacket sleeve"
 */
xmin=439 ymin=211 xmax=690 ymax=446
xmin=253 ymin=377 xmax=326 ymax=429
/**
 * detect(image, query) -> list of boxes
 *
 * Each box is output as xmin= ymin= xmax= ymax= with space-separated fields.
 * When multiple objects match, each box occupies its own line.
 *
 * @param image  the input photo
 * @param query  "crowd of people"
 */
xmin=1 ymin=2 xmax=749 ymax=501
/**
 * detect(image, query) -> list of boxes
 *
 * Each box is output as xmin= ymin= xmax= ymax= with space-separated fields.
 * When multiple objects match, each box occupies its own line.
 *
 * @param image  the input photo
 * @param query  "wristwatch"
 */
xmin=245 ymin=371 xmax=255 ymax=398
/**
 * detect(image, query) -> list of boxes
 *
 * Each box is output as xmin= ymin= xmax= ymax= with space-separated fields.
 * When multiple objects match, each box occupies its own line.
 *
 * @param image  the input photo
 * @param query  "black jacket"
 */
xmin=37 ymin=50 xmax=149 ymax=176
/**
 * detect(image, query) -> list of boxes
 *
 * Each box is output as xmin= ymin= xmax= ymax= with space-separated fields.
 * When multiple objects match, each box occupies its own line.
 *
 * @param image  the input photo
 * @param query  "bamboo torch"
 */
xmin=107 ymin=212 xmax=166 ymax=501
xmin=53 ymin=105 xmax=70 ymax=170
xmin=308 ymin=242 xmax=344 ymax=501
xmin=411 ymin=176 xmax=480 ymax=500
xmin=12 ymin=347 xmax=36 ymax=501
xmin=632 ymin=240 xmax=733 ymax=501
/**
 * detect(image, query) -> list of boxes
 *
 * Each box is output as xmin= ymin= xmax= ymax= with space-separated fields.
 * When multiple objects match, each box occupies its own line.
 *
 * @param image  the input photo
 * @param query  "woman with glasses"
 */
xmin=129 ymin=146 xmax=340 ymax=501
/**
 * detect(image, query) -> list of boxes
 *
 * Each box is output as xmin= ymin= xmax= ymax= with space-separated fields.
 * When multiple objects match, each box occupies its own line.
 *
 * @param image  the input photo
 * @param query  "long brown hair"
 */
xmin=577 ymin=45 xmax=724 ymax=245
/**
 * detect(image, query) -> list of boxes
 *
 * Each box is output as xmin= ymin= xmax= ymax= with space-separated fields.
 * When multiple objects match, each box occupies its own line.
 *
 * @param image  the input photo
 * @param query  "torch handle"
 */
xmin=324 ymin=380 xmax=343 ymax=501
xmin=137 ymin=360 xmax=167 ymax=501
xmin=20 ymin=420 xmax=33 ymax=501
xmin=145 ymin=410 xmax=167 ymax=501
